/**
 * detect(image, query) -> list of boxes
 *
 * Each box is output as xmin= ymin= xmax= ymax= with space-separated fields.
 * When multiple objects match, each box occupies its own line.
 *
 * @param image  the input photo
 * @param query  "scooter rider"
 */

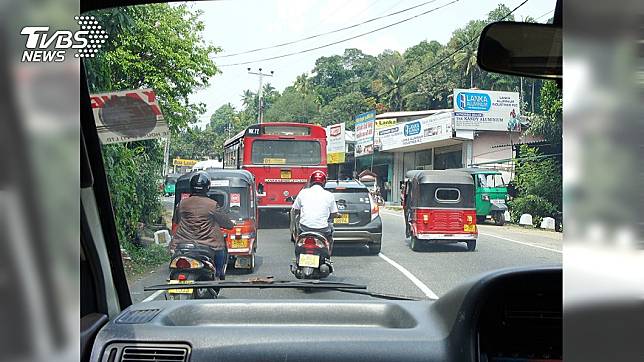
xmin=170 ymin=171 xmax=234 ymax=279
xmin=291 ymin=170 xmax=340 ymax=254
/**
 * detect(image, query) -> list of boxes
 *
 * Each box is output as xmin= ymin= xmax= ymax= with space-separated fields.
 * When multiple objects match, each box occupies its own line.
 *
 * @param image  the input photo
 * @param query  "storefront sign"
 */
xmin=374 ymin=118 xmax=396 ymax=151
xmin=354 ymin=110 xmax=376 ymax=157
xmin=326 ymin=122 xmax=346 ymax=164
xmin=453 ymin=89 xmax=521 ymax=131
xmin=172 ymin=158 xmax=198 ymax=167
xmin=378 ymin=112 xmax=453 ymax=151
xmin=90 ymin=88 xmax=169 ymax=144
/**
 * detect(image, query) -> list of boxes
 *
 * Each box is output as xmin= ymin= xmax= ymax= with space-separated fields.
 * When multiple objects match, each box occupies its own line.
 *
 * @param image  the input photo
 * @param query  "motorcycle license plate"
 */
xmin=231 ymin=239 xmax=248 ymax=249
xmin=334 ymin=213 xmax=349 ymax=224
xmin=298 ymin=254 xmax=320 ymax=268
xmin=167 ymin=279 xmax=194 ymax=294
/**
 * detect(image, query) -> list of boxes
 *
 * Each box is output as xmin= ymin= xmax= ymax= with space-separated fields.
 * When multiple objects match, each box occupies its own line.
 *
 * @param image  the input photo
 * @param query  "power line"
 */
xmin=378 ymin=0 xmax=530 ymax=99
xmin=214 ymin=0 xmax=441 ymax=59
xmin=535 ymin=9 xmax=554 ymax=21
xmin=216 ymin=0 xmax=458 ymax=66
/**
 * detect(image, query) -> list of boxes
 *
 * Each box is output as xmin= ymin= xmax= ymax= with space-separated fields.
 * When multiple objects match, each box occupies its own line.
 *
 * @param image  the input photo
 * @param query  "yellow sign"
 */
xmin=263 ymin=158 xmax=286 ymax=164
xmin=328 ymin=152 xmax=346 ymax=164
xmin=172 ymin=158 xmax=198 ymax=166
xmin=376 ymin=118 xmax=397 ymax=129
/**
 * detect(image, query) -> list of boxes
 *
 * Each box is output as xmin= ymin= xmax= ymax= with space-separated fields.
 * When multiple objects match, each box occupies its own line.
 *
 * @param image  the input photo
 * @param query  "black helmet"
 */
xmin=190 ymin=171 xmax=210 ymax=195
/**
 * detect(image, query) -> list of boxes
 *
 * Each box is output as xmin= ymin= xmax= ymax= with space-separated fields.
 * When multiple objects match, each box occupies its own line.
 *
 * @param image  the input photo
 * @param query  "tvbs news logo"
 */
xmin=21 ymin=15 xmax=108 ymax=62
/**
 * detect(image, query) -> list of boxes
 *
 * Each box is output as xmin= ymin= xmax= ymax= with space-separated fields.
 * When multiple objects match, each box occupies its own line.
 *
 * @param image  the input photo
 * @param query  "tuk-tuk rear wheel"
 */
xmin=476 ymin=216 xmax=487 ymax=224
xmin=466 ymin=240 xmax=477 ymax=251
xmin=410 ymin=236 xmax=421 ymax=252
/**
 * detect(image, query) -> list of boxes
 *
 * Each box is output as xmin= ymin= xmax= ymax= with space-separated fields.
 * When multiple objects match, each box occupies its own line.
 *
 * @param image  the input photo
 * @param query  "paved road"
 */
xmin=130 ymin=204 xmax=561 ymax=303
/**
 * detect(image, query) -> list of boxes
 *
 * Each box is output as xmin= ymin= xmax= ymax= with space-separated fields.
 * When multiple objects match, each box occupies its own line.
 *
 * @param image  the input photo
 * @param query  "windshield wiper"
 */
xmin=144 ymin=278 xmax=422 ymax=301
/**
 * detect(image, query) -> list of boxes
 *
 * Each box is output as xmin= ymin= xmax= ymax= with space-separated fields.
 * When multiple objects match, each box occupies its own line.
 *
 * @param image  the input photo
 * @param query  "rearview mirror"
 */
xmin=477 ymin=22 xmax=561 ymax=79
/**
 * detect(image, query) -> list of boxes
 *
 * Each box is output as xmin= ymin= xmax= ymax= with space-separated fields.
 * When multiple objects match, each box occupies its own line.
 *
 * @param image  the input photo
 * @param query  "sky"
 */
xmin=187 ymin=0 xmax=556 ymax=128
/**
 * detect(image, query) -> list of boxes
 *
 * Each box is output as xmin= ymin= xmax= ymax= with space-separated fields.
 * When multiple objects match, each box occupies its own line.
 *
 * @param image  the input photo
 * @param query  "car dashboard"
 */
xmin=90 ymin=267 xmax=561 ymax=362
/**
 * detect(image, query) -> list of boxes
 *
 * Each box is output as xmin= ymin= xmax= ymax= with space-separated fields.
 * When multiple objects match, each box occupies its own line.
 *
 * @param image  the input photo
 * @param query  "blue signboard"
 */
xmin=455 ymin=92 xmax=492 ymax=111
xmin=403 ymin=121 xmax=421 ymax=136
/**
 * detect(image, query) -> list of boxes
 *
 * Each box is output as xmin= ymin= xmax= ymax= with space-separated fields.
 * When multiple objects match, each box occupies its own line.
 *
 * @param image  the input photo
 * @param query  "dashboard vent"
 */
xmin=103 ymin=343 xmax=190 ymax=362
xmin=115 ymin=309 xmax=161 ymax=324
xmin=121 ymin=346 xmax=188 ymax=361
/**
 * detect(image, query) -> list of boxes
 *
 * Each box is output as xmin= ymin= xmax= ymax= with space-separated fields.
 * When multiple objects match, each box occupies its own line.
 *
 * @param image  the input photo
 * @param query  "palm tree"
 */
xmin=379 ymin=53 xmax=405 ymax=111
xmin=294 ymin=73 xmax=312 ymax=95
xmin=451 ymin=21 xmax=484 ymax=88
xmin=241 ymin=89 xmax=256 ymax=108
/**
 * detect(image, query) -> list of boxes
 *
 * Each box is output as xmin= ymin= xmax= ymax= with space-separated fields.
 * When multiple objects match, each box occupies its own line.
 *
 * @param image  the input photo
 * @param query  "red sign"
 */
xmin=230 ymin=193 xmax=240 ymax=207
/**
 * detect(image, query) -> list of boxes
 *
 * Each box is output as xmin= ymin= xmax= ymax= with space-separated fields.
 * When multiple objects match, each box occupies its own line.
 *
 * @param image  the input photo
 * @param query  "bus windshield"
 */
xmin=251 ymin=140 xmax=321 ymax=165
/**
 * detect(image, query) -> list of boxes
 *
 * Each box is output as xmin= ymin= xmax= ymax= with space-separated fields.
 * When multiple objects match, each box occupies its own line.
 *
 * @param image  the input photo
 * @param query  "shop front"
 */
xmin=376 ymin=111 xmax=474 ymax=204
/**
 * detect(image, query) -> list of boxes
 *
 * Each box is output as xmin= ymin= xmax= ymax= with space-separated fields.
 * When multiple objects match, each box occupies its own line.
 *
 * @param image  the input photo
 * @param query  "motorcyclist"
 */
xmin=291 ymin=170 xmax=340 ymax=254
xmin=170 ymin=171 xmax=234 ymax=280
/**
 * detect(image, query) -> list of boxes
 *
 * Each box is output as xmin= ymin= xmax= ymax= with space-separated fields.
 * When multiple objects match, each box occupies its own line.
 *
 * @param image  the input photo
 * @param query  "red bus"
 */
xmin=223 ymin=122 xmax=327 ymax=211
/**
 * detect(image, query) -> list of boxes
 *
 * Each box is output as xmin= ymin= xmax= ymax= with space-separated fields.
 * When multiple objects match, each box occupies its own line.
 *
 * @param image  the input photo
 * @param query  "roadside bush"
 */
xmin=122 ymin=243 xmax=169 ymax=278
xmin=509 ymin=195 xmax=557 ymax=227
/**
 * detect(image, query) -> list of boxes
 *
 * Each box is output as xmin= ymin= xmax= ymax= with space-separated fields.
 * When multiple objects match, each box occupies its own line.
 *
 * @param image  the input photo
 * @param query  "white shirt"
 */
xmin=292 ymin=184 xmax=338 ymax=229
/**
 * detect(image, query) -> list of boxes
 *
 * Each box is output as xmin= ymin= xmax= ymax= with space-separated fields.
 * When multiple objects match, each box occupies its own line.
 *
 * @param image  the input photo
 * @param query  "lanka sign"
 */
xmin=326 ymin=122 xmax=346 ymax=164
xmin=354 ymin=110 xmax=376 ymax=157
xmin=172 ymin=158 xmax=198 ymax=167
xmin=453 ymin=89 xmax=521 ymax=131
xmin=373 ymin=118 xmax=396 ymax=151
xmin=91 ymin=88 xmax=169 ymax=144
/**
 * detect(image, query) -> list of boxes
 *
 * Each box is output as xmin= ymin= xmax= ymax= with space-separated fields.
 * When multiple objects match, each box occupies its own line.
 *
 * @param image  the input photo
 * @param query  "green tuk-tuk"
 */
xmin=456 ymin=168 xmax=509 ymax=225
xmin=164 ymin=173 xmax=180 ymax=196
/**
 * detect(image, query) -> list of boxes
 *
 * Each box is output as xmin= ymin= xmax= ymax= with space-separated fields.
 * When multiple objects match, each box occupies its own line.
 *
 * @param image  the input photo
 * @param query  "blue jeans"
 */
xmin=213 ymin=249 xmax=228 ymax=280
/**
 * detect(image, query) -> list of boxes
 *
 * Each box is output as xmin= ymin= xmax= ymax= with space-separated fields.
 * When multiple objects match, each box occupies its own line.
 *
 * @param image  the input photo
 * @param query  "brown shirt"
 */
xmin=171 ymin=195 xmax=234 ymax=250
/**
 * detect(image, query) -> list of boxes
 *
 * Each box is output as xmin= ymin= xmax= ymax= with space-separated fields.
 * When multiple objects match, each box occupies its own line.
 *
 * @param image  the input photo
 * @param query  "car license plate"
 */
xmin=334 ymin=213 xmax=349 ymax=224
xmin=298 ymin=254 xmax=320 ymax=268
xmin=167 ymin=279 xmax=194 ymax=294
xmin=464 ymin=224 xmax=476 ymax=232
xmin=280 ymin=170 xmax=291 ymax=179
xmin=231 ymin=239 xmax=248 ymax=249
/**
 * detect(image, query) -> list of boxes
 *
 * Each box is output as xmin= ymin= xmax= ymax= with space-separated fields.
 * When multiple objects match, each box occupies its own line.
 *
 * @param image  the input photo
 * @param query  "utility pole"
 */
xmin=247 ymin=67 xmax=274 ymax=123
xmin=163 ymin=137 xmax=170 ymax=176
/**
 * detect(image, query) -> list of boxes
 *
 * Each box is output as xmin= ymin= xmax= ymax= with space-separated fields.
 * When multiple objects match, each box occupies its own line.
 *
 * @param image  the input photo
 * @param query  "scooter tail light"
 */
xmin=171 ymin=256 xmax=202 ymax=269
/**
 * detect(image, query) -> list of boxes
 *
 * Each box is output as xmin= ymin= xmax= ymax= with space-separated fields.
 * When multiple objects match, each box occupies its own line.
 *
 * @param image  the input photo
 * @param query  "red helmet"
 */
xmin=309 ymin=170 xmax=327 ymax=186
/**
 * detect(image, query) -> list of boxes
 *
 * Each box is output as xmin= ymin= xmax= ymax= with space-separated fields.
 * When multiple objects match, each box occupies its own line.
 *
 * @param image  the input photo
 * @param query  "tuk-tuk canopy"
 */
xmin=452 ymin=167 xmax=502 ymax=175
xmin=175 ymin=169 xmax=255 ymax=192
xmin=405 ymin=170 xmax=474 ymax=185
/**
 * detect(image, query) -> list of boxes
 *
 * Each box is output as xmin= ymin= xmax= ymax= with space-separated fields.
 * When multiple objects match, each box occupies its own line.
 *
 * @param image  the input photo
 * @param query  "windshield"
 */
xmin=251 ymin=140 xmax=321 ymax=165
xmin=476 ymin=174 xmax=506 ymax=188
xmin=83 ymin=1 xmax=560 ymax=304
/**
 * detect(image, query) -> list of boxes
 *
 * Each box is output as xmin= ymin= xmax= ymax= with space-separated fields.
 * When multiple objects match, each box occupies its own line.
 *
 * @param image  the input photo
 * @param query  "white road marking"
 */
xmin=378 ymin=253 xmax=439 ymax=300
xmin=380 ymin=210 xmax=562 ymax=254
xmin=477 ymin=232 xmax=562 ymax=253
xmin=141 ymin=290 xmax=165 ymax=302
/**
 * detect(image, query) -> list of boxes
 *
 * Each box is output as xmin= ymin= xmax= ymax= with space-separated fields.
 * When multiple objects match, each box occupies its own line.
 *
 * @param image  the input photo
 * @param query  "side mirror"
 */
xmin=477 ymin=21 xmax=562 ymax=79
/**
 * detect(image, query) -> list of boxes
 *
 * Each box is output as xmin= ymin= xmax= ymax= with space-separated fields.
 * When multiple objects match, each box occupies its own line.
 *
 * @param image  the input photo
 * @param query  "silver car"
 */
xmin=289 ymin=180 xmax=383 ymax=255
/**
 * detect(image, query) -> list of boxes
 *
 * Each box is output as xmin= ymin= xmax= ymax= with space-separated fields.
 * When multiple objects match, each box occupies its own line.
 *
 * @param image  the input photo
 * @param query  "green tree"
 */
xmin=450 ymin=20 xmax=485 ymax=88
xmin=377 ymin=51 xmax=406 ymax=111
xmin=209 ymin=103 xmax=236 ymax=134
xmin=265 ymin=88 xmax=319 ymax=123
xmin=85 ymin=4 xmax=219 ymax=246
xmin=317 ymin=92 xmax=372 ymax=129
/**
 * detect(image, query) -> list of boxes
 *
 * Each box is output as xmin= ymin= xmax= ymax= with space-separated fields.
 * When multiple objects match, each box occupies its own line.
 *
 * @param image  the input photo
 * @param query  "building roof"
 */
xmin=405 ymin=170 xmax=474 ymax=185
xmin=375 ymin=109 xmax=452 ymax=119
